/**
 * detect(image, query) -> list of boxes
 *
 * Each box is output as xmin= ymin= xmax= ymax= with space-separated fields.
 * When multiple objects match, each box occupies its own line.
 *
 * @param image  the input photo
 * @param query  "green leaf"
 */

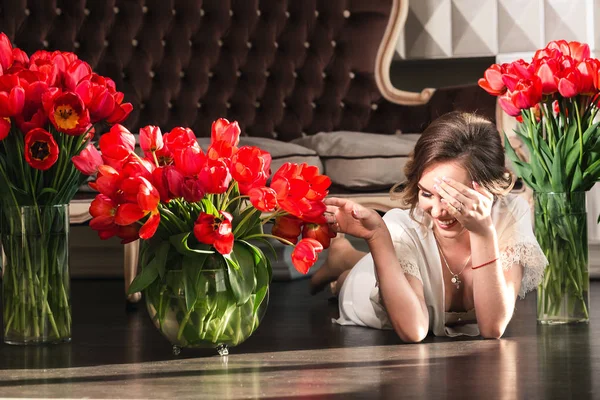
xmin=570 ymin=165 xmax=583 ymax=192
xmin=234 ymin=206 xmax=262 ymax=238
xmin=169 ymin=232 xmax=214 ymax=258
xmin=565 ymin=143 xmax=581 ymax=183
xmin=201 ymin=198 xmax=218 ymax=216
xmin=182 ymin=255 xmax=208 ymax=310
xmin=225 ymin=242 xmax=257 ymax=305
xmin=584 ymin=158 xmax=600 ymax=179
xmin=128 ymin=241 xmax=170 ymax=294
xmin=253 ymin=286 xmax=268 ymax=315
xmin=39 ymin=187 xmax=58 ymax=196
xmin=550 ymin=136 xmax=567 ymax=192
xmin=581 ymin=121 xmax=600 ymax=145
xmin=240 ymin=240 xmax=272 ymax=289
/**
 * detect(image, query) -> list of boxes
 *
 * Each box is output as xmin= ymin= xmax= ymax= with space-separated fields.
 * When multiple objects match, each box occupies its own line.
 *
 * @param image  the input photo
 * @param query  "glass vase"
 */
xmin=1 ymin=204 xmax=72 ymax=344
xmin=534 ymin=192 xmax=589 ymax=324
xmin=143 ymin=244 xmax=269 ymax=356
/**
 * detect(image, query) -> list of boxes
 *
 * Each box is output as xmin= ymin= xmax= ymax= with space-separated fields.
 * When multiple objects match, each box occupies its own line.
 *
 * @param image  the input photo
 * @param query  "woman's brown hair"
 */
xmin=391 ymin=111 xmax=514 ymax=214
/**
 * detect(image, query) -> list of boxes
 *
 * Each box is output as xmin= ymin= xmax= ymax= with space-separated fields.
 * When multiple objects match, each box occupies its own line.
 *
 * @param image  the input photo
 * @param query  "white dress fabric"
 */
xmin=334 ymin=193 xmax=548 ymax=337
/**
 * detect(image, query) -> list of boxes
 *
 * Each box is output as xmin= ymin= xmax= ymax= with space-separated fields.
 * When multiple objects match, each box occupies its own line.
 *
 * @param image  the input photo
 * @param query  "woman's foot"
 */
xmin=309 ymin=235 xmax=356 ymax=295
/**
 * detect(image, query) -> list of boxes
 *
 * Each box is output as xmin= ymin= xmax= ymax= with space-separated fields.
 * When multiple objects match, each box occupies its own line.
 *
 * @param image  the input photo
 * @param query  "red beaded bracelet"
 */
xmin=472 ymin=257 xmax=499 ymax=270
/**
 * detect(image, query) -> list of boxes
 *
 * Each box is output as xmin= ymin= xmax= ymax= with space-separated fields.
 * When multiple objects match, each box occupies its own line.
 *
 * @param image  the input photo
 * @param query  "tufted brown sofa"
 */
xmin=1 ymin=0 xmax=496 ymax=297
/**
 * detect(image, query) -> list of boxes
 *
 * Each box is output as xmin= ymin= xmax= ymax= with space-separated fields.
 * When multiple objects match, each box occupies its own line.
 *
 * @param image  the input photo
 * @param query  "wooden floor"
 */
xmin=0 ymin=279 xmax=599 ymax=399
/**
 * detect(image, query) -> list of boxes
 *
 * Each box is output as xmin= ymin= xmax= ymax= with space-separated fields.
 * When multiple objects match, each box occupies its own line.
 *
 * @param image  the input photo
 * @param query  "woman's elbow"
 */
xmin=395 ymin=324 xmax=428 ymax=343
xmin=479 ymin=324 xmax=506 ymax=339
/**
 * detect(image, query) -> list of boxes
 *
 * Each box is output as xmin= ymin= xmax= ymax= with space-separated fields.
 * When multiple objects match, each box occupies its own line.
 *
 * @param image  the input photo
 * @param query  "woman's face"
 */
xmin=417 ymin=161 xmax=472 ymax=240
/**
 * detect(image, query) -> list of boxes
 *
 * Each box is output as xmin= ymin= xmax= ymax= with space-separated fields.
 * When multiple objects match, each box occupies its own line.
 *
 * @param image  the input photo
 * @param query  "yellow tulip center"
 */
xmin=54 ymin=105 xmax=79 ymax=130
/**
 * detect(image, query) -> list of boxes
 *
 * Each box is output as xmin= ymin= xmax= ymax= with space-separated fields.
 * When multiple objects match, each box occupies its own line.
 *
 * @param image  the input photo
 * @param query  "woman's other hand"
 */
xmin=324 ymin=197 xmax=385 ymax=242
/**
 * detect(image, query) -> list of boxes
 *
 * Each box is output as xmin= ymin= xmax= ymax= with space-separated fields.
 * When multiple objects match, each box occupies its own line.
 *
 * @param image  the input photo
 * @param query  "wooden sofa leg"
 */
xmin=124 ymin=239 xmax=142 ymax=303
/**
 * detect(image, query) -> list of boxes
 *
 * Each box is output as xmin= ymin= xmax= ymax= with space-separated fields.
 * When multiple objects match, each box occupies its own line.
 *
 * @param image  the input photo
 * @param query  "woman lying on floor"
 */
xmin=311 ymin=111 xmax=547 ymax=342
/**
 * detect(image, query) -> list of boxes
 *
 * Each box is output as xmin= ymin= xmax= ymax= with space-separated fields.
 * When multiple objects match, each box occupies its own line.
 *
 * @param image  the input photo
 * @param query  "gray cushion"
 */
xmin=197 ymin=136 xmax=324 ymax=174
xmin=292 ymin=131 xmax=420 ymax=191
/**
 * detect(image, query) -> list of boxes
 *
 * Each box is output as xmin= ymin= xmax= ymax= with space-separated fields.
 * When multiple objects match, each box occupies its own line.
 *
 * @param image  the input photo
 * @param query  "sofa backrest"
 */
xmin=2 ymin=0 xmax=494 ymax=140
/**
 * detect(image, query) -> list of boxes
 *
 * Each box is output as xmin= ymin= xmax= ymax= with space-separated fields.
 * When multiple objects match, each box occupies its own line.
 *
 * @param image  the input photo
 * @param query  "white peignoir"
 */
xmin=335 ymin=193 xmax=548 ymax=337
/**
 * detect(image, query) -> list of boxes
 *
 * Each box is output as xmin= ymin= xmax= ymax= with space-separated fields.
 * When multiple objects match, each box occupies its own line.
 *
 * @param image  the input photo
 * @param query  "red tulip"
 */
xmin=557 ymin=67 xmax=582 ymax=98
xmin=174 ymin=145 xmax=205 ymax=177
xmin=99 ymin=124 xmax=136 ymax=162
xmin=0 ymin=33 xmax=14 ymax=73
xmin=106 ymin=100 xmax=133 ymax=125
xmin=89 ymin=194 xmax=119 ymax=239
xmin=291 ymin=238 xmax=323 ymax=274
xmin=249 ymin=187 xmax=277 ymax=212
xmin=28 ymin=50 xmax=60 ymax=86
xmin=120 ymin=154 xmax=155 ymax=181
xmin=207 ymin=140 xmax=237 ymax=163
xmin=181 ymin=177 xmax=205 ymax=203
xmin=302 ymin=222 xmax=336 ymax=249
xmin=270 ymin=163 xmax=330 ymax=222
xmin=568 ymin=41 xmax=590 ymax=62
xmin=63 ymin=59 xmax=92 ymax=90
xmin=498 ymin=91 xmax=520 ymax=116
xmin=115 ymin=177 xmax=161 ymax=239
xmin=512 ymin=77 xmax=543 ymax=109
xmin=11 ymin=48 xmax=29 ymax=70
xmin=77 ymin=73 xmax=130 ymax=124
xmin=534 ymin=58 xmax=560 ymax=94
xmin=0 ymin=117 xmax=10 ymax=140
xmin=24 ymin=128 xmax=59 ymax=170
xmin=231 ymin=146 xmax=272 ymax=194
xmin=89 ymin=194 xmax=140 ymax=243
xmin=271 ymin=215 xmax=304 ymax=245
xmin=533 ymin=47 xmax=562 ymax=62
xmin=546 ymin=40 xmax=571 ymax=56
xmin=46 ymin=91 xmax=91 ymax=136
xmin=193 ymin=211 xmax=234 ymax=255
xmin=211 ymin=118 xmax=241 ymax=147
xmin=576 ymin=59 xmax=598 ymax=94
xmin=198 ymin=159 xmax=232 ymax=194
xmin=0 ymin=77 xmax=25 ymax=117
xmin=92 ymin=165 xmax=123 ymax=199
xmin=164 ymin=127 xmax=198 ymax=156
xmin=116 ymin=224 xmax=140 ymax=244
xmin=503 ymin=59 xmax=534 ymax=81
xmin=152 ymin=165 xmax=183 ymax=202
xmin=139 ymin=125 xmax=164 ymax=154
xmin=478 ymin=64 xmax=505 ymax=95
xmin=14 ymin=79 xmax=49 ymax=133
xmin=72 ymin=142 xmax=103 ymax=175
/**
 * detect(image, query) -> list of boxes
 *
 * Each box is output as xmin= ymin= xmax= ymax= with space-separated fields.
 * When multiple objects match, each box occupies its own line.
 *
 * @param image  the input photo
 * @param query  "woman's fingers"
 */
xmin=472 ymin=181 xmax=494 ymax=200
xmin=436 ymin=177 xmax=479 ymax=203
xmin=434 ymin=181 xmax=465 ymax=213
xmin=324 ymin=197 xmax=348 ymax=207
xmin=441 ymin=198 xmax=463 ymax=215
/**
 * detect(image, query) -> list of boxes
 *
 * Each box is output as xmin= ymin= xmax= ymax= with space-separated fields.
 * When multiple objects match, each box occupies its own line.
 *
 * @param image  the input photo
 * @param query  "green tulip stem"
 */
xmin=233 ymin=207 xmax=260 ymax=236
xmin=573 ymin=100 xmax=584 ymax=165
xmin=222 ymin=195 xmax=249 ymax=211
xmin=244 ymin=233 xmax=295 ymax=247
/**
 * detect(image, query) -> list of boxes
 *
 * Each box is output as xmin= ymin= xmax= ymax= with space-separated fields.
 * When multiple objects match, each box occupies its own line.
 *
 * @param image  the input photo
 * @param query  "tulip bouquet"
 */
xmin=479 ymin=40 xmax=600 ymax=323
xmin=85 ymin=118 xmax=333 ymax=349
xmin=0 ymin=33 xmax=132 ymax=343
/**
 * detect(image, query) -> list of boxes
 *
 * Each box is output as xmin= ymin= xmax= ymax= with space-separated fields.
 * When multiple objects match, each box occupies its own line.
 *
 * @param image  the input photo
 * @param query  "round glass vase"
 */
xmin=1 ymin=204 xmax=72 ymax=344
xmin=144 ymin=249 xmax=269 ymax=356
xmin=534 ymin=192 xmax=589 ymax=324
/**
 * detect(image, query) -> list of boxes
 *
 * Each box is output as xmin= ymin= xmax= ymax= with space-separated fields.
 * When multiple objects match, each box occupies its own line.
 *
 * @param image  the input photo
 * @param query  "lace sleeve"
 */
xmin=399 ymin=259 xmax=422 ymax=284
xmin=499 ymin=242 xmax=548 ymax=299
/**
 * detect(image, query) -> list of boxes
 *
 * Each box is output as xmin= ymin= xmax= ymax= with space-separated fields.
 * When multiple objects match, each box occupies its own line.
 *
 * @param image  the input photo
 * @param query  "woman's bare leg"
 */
xmin=310 ymin=234 xmax=366 ymax=295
